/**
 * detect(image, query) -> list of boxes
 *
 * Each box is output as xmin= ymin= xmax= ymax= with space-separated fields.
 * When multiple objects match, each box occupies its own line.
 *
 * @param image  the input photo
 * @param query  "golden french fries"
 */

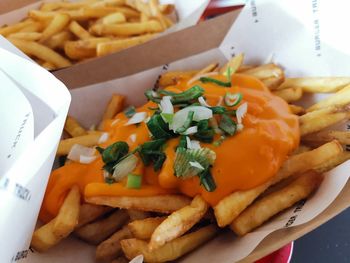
xmin=219 ymin=53 xmax=244 ymax=76
xmin=289 ymin=104 xmax=306 ymax=115
xmin=77 ymin=203 xmax=113 ymax=228
xmin=159 ymin=70 xmax=198 ymax=87
xmin=57 ymin=133 xmax=105 ymax=155
xmin=277 ymin=77 xmax=350 ymax=93
xmin=1 ymin=0 xmax=176 ymax=69
xmin=121 ymin=225 xmax=219 ymax=262
xmin=64 ymin=116 xmax=87 ymax=137
xmin=128 ymin=217 xmax=166 ymax=240
xmin=273 ymin=87 xmax=303 ymax=102
xmin=75 ymin=209 xmax=129 ymax=244
xmin=149 ymin=195 xmax=208 ymax=249
xmin=96 ymin=226 xmax=132 ymax=262
xmin=231 ymin=171 xmax=323 ymax=235
xmin=85 ymin=195 xmax=192 ymax=213
xmin=31 ymin=186 xmax=80 ymax=251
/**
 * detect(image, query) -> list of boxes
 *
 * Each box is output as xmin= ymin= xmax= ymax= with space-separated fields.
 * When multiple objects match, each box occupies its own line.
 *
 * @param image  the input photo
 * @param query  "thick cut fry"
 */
xmin=57 ymin=133 xmax=105 ymax=155
xmin=273 ymin=87 xmax=303 ymax=103
xmin=91 ymin=20 xmax=162 ymax=36
xmin=315 ymin=151 xmax=350 ymax=173
xmin=302 ymin=130 xmax=350 ymax=147
xmin=220 ymin=53 xmax=244 ymax=75
xmin=126 ymin=0 xmax=151 ymax=16
xmin=96 ymin=34 xmax=156 ymax=56
xmin=68 ymin=20 xmax=92 ymax=40
xmin=40 ymin=13 xmax=71 ymax=43
xmin=64 ymin=37 xmax=111 ymax=59
xmin=100 ymin=12 xmax=127 ymax=24
xmin=231 ymin=171 xmax=323 ymax=235
xmin=64 ymin=116 xmax=87 ymax=137
xmin=307 ymin=84 xmax=350 ymax=112
xmin=19 ymin=22 xmax=43 ymax=33
xmin=0 ymin=20 xmax=34 ymax=36
xmin=53 ymin=185 xmax=81 ymax=237
xmin=277 ymin=77 xmax=350 ymax=93
xmin=159 ymin=70 xmax=198 ymax=87
xmin=149 ymin=195 xmax=208 ymax=250
xmin=127 ymin=210 xmax=151 ymax=221
xmin=214 ymin=140 xmax=343 ymax=227
xmin=46 ymin=31 xmax=73 ymax=49
xmin=98 ymin=94 xmax=125 ymax=130
xmin=75 ymin=209 xmax=129 ymax=244
xmin=40 ymin=0 xmax=98 ymax=11
xmin=31 ymin=187 xmax=81 ymax=251
xmin=8 ymin=32 xmax=42 ymax=41
xmin=9 ymin=38 xmax=72 ymax=68
xmin=159 ymin=4 xmax=175 ymax=14
xmin=96 ymin=226 xmax=132 ymax=263
xmin=42 ymin=61 xmax=56 ymax=70
xmin=128 ymin=217 xmax=165 ymax=240
xmin=149 ymin=0 xmax=167 ymax=29
xmin=289 ymin=104 xmax=306 ymax=115
xmin=77 ymin=203 xmax=113 ymax=228
xmin=299 ymin=105 xmax=350 ymax=136
xmin=121 ymin=225 xmax=218 ymax=262
xmin=262 ymin=76 xmax=285 ymax=90
xmin=196 ymin=62 xmax=219 ymax=76
xmin=86 ymin=195 xmax=191 ymax=213
xmin=242 ymin=63 xmax=284 ymax=87
xmin=91 ymin=0 xmax=126 ymax=8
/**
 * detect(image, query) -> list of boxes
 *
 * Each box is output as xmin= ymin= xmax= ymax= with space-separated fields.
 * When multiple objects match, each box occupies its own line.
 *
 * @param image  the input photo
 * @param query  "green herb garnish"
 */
xmin=139 ymin=139 xmax=167 ymax=171
xmin=193 ymin=119 xmax=214 ymax=143
xmin=170 ymin=85 xmax=204 ymax=104
xmin=127 ymin=174 xmax=142 ymax=189
xmin=219 ymin=114 xmax=237 ymax=136
xmin=124 ymin=106 xmax=136 ymax=118
xmin=199 ymin=77 xmax=231 ymax=87
xmin=147 ymin=113 xmax=173 ymax=139
xmin=199 ymin=168 xmax=216 ymax=192
xmin=96 ymin=142 xmax=129 ymax=173
xmin=176 ymin=111 xmax=194 ymax=134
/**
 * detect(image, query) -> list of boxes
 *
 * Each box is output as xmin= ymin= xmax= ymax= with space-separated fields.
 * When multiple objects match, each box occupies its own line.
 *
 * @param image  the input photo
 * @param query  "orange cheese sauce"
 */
xmin=40 ymin=74 xmax=299 ymax=221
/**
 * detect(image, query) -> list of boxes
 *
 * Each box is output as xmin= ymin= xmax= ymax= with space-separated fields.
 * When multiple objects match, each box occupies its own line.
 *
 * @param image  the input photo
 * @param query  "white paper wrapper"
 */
xmin=7 ymin=0 xmax=350 ymax=262
xmin=0 ymin=36 xmax=71 ymax=262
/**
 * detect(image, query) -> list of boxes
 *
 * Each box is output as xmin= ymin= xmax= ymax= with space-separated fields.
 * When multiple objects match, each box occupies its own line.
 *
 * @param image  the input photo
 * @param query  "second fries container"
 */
xmin=3 ymin=0 xmax=350 ymax=262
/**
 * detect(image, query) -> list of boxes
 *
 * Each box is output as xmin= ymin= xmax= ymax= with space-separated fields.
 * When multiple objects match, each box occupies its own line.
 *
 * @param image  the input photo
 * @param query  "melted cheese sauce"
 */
xmin=40 ymin=74 xmax=299 ymax=221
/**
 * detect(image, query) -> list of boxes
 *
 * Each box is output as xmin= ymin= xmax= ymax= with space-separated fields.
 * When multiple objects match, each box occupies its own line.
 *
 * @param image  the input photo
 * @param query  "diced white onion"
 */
xmin=198 ymin=96 xmax=211 ymax=107
xmin=183 ymin=126 xmax=198 ymax=135
xmin=160 ymin=96 xmax=174 ymax=114
xmin=151 ymin=91 xmax=159 ymax=98
xmin=129 ymin=255 xmax=144 ymax=263
xmin=237 ymin=123 xmax=244 ymax=131
xmin=112 ymin=154 xmax=138 ymax=182
xmin=186 ymin=136 xmax=191 ymax=148
xmin=189 ymin=161 xmax=204 ymax=170
xmin=125 ymin=112 xmax=148 ymax=126
xmin=187 ymin=72 xmax=218 ymax=86
xmin=170 ymin=106 xmax=212 ymax=132
xmin=236 ymin=102 xmax=248 ymax=124
xmin=98 ymin=132 xmax=109 ymax=143
xmin=79 ymin=155 xmax=97 ymax=164
xmin=67 ymin=144 xmax=96 ymax=164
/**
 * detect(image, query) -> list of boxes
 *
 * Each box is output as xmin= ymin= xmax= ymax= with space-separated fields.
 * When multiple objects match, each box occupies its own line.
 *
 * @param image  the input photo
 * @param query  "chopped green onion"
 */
xmin=170 ymin=106 xmax=212 ymax=132
xmin=145 ymin=90 xmax=161 ymax=103
xmin=177 ymin=135 xmax=187 ymax=149
xmin=147 ymin=114 xmax=173 ymax=139
xmin=171 ymin=85 xmax=205 ymax=104
xmin=112 ymin=154 xmax=138 ymax=182
xmin=219 ymin=114 xmax=237 ymax=136
xmin=160 ymin=113 xmax=174 ymax=124
xmin=159 ymin=90 xmax=177 ymax=96
xmin=127 ymin=174 xmax=142 ymax=189
xmin=210 ymin=106 xmax=226 ymax=114
xmin=213 ymin=135 xmax=226 ymax=147
xmin=224 ymin=93 xmax=242 ymax=107
xmin=225 ymin=66 xmax=233 ymax=81
xmin=124 ymin=106 xmax=136 ymax=118
xmin=176 ymin=111 xmax=194 ymax=133
xmin=139 ymin=139 xmax=167 ymax=171
xmin=194 ymin=119 xmax=214 ymax=143
xmin=174 ymin=147 xmax=216 ymax=178
xmin=199 ymin=77 xmax=231 ymax=87
xmin=96 ymin=141 xmax=129 ymax=164
xmin=199 ymin=168 xmax=216 ymax=192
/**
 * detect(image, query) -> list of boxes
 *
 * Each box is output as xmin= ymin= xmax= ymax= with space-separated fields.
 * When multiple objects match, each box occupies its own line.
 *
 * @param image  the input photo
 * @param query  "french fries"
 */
xmin=96 ymin=226 xmax=132 ymax=262
xmin=33 ymin=58 xmax=350 ymax=262
xmin=31 ymin=186 xmax=80 ymax=251
xmin=231 ymin=171 xmax=323 ymax=235
xmin=149 ymin=195 xmax=208 ymax=249
xmin=85 ymin=195 xmax=191 ymax=213
xmin=121 ymin=225 xmax=219 ymax=262
xmin=75 ymin=209 xmax=129 ymax=244
xmin=57 ymin=133 xmax=106 ymax=155
xmin=1 ymin=0 xmax=176 ymax=69
xmin=128 ymin=217 xmax=165 ymax=240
